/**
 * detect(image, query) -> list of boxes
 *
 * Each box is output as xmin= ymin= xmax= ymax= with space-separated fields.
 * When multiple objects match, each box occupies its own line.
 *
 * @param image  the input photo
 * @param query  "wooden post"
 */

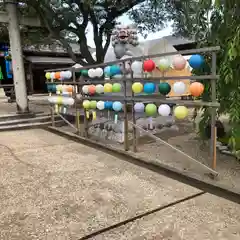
xmin=211 ymin=52 xmax=217 ymax=169
xmin=212 ymin=127 xmax=217 ymax=170
xmin=130 ymin=60 xmax=137 ymax=152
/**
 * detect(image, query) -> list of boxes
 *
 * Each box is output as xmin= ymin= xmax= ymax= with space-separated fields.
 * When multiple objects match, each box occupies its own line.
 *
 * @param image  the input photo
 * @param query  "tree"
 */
xmin=0 ymin=2 xmax=54 ymax=45
xmin=21 ymin=0 xmax=183 ymax=65
xmin=171 ymin=0 xmax=240 ymax=154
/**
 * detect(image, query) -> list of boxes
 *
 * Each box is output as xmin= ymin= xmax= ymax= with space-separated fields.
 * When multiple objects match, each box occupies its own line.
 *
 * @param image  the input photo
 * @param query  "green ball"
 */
xmin=145 ymin=103 xmax=157 ymax=117
xmin=158 ymin=82 xmax=171 ymax=95
xmin=81 ymin=69 xmax=88 ymax=76
xmin=89 ymin=100 xmax=97 ymax=109
xmin=112 ymin=83 xmax=121 ymax=92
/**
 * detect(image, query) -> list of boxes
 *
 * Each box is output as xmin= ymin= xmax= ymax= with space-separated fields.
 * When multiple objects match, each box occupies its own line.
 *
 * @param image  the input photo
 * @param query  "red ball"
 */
xmin=143 ymin=59 xmax=155 ymax=72
xmin=88 ymin=85 xmax=96 ymax=95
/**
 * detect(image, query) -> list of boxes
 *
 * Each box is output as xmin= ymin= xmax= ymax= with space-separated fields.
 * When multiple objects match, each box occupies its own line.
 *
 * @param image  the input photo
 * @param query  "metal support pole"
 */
xmin=5 ymin=0 xmax=29 ymax=113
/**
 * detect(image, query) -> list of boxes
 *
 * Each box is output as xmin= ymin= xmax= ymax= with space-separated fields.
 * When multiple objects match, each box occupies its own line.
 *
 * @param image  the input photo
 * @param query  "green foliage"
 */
xmin=174 ymin=0 xmax=240 ymax=156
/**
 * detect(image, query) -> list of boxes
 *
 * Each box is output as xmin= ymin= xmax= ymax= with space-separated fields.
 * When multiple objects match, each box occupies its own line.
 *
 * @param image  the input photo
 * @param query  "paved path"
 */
xmin=0 ymin=129 xmax=239 ymax=240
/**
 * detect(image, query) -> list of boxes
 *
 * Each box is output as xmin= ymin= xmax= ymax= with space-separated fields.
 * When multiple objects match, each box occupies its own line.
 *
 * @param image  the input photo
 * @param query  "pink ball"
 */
xmin=172 ymin=56 xmax=186 ymax=70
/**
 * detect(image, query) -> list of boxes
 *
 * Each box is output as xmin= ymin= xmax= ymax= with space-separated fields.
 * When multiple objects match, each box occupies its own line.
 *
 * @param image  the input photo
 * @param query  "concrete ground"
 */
xmin=0 ymin=129 xmax=239 ymax=240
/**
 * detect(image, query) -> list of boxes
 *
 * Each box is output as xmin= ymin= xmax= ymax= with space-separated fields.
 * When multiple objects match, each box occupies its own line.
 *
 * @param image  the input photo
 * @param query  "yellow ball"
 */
xmin=45 ymin=72 xmax=51 ymax=79
xmin=104 ymin=83 xmax=113 ymax=93
xmin=174 ymin=106 xmax=188 ymax=120
xmin=132 ymin=82 xmax=143 ymax=93
xmin=83 ymin=100 xmax=90 ymax=109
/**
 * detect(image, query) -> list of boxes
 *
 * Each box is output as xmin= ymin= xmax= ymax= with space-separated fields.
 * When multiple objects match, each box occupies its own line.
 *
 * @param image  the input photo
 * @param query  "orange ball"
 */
xmin=67 ymin=85 xmax=73 ymax=93
xmin=189 ymin=82 xmax=204 ymax=97
xmin=88 ymin=85 xmax=96 ymax=95
xmin=55 ymin=72 xmax=61 ymax=79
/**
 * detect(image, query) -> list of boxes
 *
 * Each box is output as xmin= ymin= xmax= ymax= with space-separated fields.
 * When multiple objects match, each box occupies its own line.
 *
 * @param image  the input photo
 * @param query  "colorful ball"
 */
xmin=172 ymin=55 xmax=186 ymax=70
xmin=132 ymin=82 xmax=143 ymax=93
xmin=112 ymin=83 xmax=122 ymax=92
xmin=81 ymin=69 xmax=88 ymax=76
xmin=89 ymin=100 xmax=97 ymax=109
xmin=110 ymin=65 xmax=121 ymax=75
xmin=173 ymin=81 xmax=186 ymax=95
xmin=131 ymin=61 xmax=142 ymax=74
xmin=158 ymin=58 xmax=170 ymax=72
xmin=88 ymin=68 xmax=96 ymax=78
xmin=104 ymin=66 xmax=111 ymax=77
xmin=134 ymin=103 xmax=145 ymax=113
xmin=55 ymin=72 xmax=61 ymax=79
xmin=189 ymin=82 xmax=204 ymax=97
xmin=189 ymin=54 xmax=204 ymax=69
xmin=104 ymin=101 xmax=113 ymax=109
xmin=158 ymin=82 xmax=171 ymax=95
xmin=145 ymin=103 xmax=157 ymax=117
xmin=113 ymin=101 xmax=122 ymax=112
xmin=50 ymin=72 xmax=55 ymax=79
xmin=88 ymin=85 xmax=96 ymax=95
xmin=95 ymin=84 xmax=104 ymax=94
xmin=143 ymin=59 xmax=155 ymax=72
xmin=82 ymin=85 xmax=89 ymax=94
xmin=45 ymin=72 xmax=51 ymax=79
xmin=174 ymin=106 xmax=188 ymax=120
xmin=95 ymin=67 xmax=103 ymax=77
xmin=158 ymin=104 xmax=171 ymax=116
xmin=67 ymin=85 xmax=73 ymax=93
xmin=97 ymin=101 xmax=105 ymax=110
xmin=104 ymin=83 xmax=113 ymax=93
xmin=65 ymin=71 xmax=72 ymax=79
xmin=60 ymin=71 xmax=65 ymax=79
xmin=83 ymin=100 xmax=90 ymax=109
xmin=144 ymin=82 xmax=156 ymax=94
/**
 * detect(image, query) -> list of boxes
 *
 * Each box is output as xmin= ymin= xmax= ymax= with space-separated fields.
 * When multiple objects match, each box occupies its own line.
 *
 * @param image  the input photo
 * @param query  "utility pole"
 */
xmin=5 ymin=0 xmax=29 ymax=113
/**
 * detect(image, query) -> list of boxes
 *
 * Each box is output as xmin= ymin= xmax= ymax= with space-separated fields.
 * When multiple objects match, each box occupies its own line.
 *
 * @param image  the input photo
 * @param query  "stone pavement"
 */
xmin=0 ymin=129 xmax=239 ymax=240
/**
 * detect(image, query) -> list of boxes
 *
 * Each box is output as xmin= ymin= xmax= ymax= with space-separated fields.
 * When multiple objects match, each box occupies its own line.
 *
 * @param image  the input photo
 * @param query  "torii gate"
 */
xmin=0 ymin=0 xmax=41 ymax=113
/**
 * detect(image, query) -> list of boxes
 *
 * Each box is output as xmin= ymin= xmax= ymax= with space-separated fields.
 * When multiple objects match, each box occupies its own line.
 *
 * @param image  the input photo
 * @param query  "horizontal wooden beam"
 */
xmin=0 ymin=11 xmax=41 ymax=27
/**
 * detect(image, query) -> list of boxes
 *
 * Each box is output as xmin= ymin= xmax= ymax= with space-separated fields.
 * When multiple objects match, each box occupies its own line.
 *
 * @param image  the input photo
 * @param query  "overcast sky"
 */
xmin=86 ymin=14 xmax=173 ymax=47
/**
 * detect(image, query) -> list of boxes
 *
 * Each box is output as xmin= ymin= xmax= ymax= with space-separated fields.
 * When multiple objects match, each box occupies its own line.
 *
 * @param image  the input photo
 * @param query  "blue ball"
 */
xmin=189 ymin=54 xmax=204 ymax=69
xmin=104 ymin=101 xmax=113 ymax=110
xmin=104 ymin=66 xmax=111 ymax=77
xmin=143 ymin=82 xmax=156 ymax=94
xmin=113 ymin=101 xmax=122 ymax=112
xmin=110 ymin=65 xmax=121 ymax=76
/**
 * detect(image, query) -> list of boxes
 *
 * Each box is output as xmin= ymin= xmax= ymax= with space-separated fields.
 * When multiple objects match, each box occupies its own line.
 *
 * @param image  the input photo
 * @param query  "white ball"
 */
xmin=131 ymin=61 xmax=142 ymax=74
xmin=158 ymin=58 xmax=170 ymax=72
xmin=95 ymin=67 xmax=103 ymax=77
xmin=88 ymin=68 xmax=96 ymax=78
xmin=95 ymin=84 xmax=104 ymax=94
xmin=66 ymin=70 xmax=72 ymax=79
xmin=82 ymin=85 xmax=89 ymax=94
xmin=60 ymin=71 xmax=65 ymax=79
xmin=64 ymin=97 xmax=74 ymax=106
xmin=173 ymin=81 xmax=186 ymax=95
xmin=50 ymin=72 xmax=55 ymax=79
xmin=97 ymin=101 xmax=105 ymax=110
xmin=158 ymin=104 xmax=171 ymax=116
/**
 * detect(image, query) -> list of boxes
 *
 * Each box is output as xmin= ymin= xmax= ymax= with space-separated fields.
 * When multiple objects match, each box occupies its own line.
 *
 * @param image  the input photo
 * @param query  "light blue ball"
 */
xmin=104 ymin=101 xmax=113 ymax=110
xmin=143 ymin=82 xmax=156 ymax=94
xmin=110 ymin=65 xmax=121 ymax=76
xmin=104 ymin=66 xmax=111 ymax=76
xmin=113 ymin=101 xmax=122 ymax=112
xmin=189 ymin=54 xmax=204 ymax=69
